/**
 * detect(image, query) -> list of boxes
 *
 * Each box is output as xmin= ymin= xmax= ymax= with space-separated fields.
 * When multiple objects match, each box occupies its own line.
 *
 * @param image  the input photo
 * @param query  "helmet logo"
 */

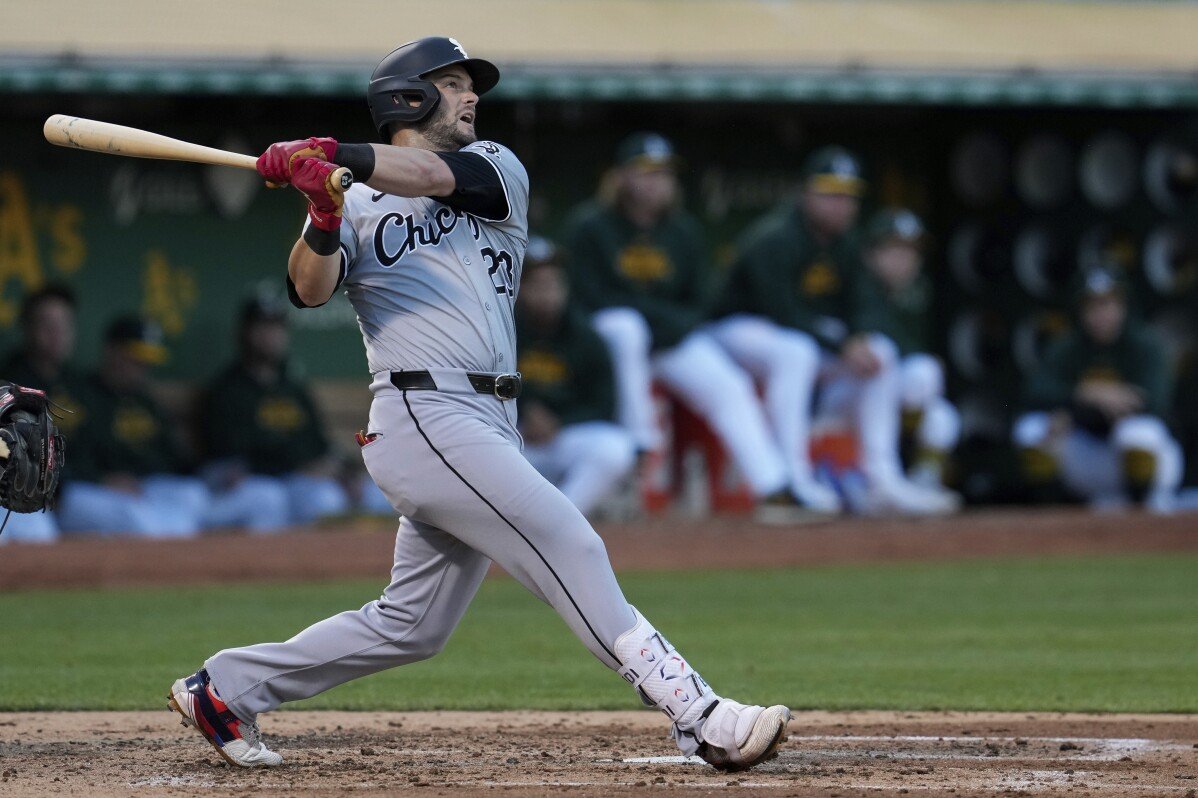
xmin=449 ymin=38 xmax=468 ymax=57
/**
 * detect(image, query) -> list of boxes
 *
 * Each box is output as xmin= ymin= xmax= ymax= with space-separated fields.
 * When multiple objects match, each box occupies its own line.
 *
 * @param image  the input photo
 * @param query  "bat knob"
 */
xmin=332 ymin=167 xmax=354 ymax=192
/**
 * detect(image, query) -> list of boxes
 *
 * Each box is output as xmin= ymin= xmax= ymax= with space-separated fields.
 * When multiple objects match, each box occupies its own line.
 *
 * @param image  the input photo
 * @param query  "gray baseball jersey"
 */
xmin=336 ymin=140 xmax=529 ymax=375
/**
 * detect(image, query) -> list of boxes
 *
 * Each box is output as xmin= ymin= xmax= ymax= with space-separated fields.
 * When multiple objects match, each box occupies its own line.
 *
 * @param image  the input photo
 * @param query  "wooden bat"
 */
xmin=42 ymin=114 xmax=353 ymax=192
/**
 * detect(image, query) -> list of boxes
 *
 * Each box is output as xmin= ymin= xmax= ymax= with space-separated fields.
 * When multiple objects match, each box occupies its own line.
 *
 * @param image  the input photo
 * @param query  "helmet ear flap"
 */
xmin=393 ymin=90 xmax=425 ymax=108
xmin=371 ymin=79 xmax=441 ymax=141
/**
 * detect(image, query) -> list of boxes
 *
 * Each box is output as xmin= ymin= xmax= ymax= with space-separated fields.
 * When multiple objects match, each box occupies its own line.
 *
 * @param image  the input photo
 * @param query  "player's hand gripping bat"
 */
xmin=42 ymin=114 xmax=354 ymax=192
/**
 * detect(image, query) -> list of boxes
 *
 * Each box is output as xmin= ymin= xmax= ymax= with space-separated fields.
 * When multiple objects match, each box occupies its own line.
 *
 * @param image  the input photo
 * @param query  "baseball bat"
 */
xmin=42 ymin=114 xmax=353 ymax=192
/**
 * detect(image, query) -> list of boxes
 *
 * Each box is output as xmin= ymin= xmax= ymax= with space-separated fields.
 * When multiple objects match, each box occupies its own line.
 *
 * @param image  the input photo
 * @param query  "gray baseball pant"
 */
xmin=205 ymin=381 xmax=637 ymax=722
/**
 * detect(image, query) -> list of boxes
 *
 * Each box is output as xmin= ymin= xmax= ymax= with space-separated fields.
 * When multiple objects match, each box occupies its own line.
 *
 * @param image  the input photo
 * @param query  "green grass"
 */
xmin=2 ymin=554 xmax=1196 ymax=713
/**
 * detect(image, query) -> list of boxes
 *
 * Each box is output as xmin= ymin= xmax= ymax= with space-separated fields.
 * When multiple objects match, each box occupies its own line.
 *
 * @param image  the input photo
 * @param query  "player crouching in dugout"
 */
xmin=198 ymin=297 xmax=352 ymax=532
xmin=516 ymin=236 xmax=636 ymax=517
xmin=1013 ymin=267 xmax=1184 ymax=512
xmin=857 ymin=209 xmax=961 ymax=491
xmin=57 ymin=317 xmax=213 ymax=537
xmin=713 ymin=147 xmax=958 ymax=516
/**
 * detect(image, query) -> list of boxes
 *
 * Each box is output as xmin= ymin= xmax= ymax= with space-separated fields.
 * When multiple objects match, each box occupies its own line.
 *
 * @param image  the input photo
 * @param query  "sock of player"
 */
xmin=614 ymin=607 xmax=720 ymax=755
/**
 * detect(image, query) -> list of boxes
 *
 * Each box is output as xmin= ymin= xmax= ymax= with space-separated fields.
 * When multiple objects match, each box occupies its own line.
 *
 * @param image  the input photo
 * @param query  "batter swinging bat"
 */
xmin=42 ymin=114 xmax=354 ymax=191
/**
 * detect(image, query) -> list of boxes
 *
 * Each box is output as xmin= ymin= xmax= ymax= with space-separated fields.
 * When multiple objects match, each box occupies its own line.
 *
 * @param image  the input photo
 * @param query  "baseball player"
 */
xmin=857 ymin=209 xmax=961 ymax=490
xmin=1014 ymin=267 xmax=1183 ymax=512
xmin=168 ymin=38 xmax=790 ymax=771
xmin=0 ymin=285 xmax=83 ymax=543
xmin=199 ymin=296 xmax=350 ymax=530
xmin=57 ymin=317 xmax=215 ymax=537
xmin=516 ymin=236 xmax=637 ymax=517
xmin=713 ymin=147 xmax=956 ymax=516
xmin=562 ymin=132 xmax=816 ymax=521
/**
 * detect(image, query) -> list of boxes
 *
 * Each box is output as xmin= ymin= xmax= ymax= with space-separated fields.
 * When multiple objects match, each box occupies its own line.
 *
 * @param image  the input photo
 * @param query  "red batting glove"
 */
xmin=292 ymin=157 xmax=344 ymax=232
xmin=256 ymin=137 xmax=338 ymax=185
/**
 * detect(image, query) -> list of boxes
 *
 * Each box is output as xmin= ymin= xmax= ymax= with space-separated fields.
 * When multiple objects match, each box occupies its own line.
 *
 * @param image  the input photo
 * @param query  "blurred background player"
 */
xmin=562 ymin=132 xmax=807 ymax=520
xmin=1014 ymin=267 xmax=1183 ymax=512
xmin=857 ymin=209 xmax=961 ymax=490
xmin=0 ymin=286 xmax=84 ymax=542
xmin=716 ymin=146 xmax=955 ymax=515
xmin=57 ymin=316 xmax=211 ymax=537
xmin=2 ymin=285 xmax=88 ymax=421
xmin=199 ymin=296 xmax=350 ymax=531
xmin=516 ymin=236 xmax=636 ymax=517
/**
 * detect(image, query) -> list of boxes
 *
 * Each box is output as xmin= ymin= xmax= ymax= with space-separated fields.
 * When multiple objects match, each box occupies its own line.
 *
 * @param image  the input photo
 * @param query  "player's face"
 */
xmin=622 ymin=167 xmax=677 ymax=215
xmin=1082 ymin=293 xmax=1126 ymax=345
xmin=517 ymin=265 xmax=568 ymax=325
xmin=244 ymin=320 xmax=289 ymax=364
xmin=418 ymin=66 xmax=479 ymax=150
xmin=25 ymin=298 xmax=75 ymax=365
xmin=104 ymin=345 xmax=150 ymax=391
xmin=868 ymin=240 xmax=922 ymax=292
xmin=803 ymin=190 xmax=860 ymax=238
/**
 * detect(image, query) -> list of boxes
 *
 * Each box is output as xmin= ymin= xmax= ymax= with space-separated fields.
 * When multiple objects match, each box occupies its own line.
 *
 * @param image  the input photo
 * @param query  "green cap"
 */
xmin=865 ymin=208 xmax=925 ymax=247
xmin=106 ymin=316 xmax=168 ymax=366
xmin=802 ymin=145 xmax=865 ymax=196
xmin=241 ymin=294 xmax=288 ymax=327
xmin=615 ymin=132 xmax=679 ymax=171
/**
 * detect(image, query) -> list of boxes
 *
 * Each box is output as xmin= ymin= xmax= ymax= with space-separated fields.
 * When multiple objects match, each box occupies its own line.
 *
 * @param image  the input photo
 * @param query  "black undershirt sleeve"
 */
xmin=431 ymin=151 xmax=509 ymax=221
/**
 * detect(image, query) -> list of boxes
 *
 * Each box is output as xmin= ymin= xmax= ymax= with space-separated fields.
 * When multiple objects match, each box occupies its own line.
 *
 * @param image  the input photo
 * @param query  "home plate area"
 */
xmin=1 ymin=710 xmax=1195 ymax=796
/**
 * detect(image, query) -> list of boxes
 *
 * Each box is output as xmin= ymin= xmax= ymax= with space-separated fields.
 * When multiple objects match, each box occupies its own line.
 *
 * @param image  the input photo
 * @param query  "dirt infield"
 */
xmin=0 ymin=710 xmax=1194 ymax=796
xmin=2 ymin=507 xmax=1196 ymax=591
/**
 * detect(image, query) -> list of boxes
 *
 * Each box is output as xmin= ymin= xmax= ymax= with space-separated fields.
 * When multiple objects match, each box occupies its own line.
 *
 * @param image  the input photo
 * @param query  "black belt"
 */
xmin=390 ymin=370 xmax=522 ymax=400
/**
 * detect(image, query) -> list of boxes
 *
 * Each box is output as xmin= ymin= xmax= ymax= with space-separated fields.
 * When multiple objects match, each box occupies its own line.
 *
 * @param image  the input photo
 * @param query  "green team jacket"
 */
xmin=561 ymin=201 xmax=711 ymax=350
xmin=854 ymin=274 xmax=935 ymax=356
xmin=1023 ymin=322 xmax=1172 ymax=418
xmin=0 ymin=350 xmax=90 ymax=437
xmin=69 ymin=374 xmax=190 ymax=482
xmin=200 ymin=363 xmax=331 ymax=476
xmin=516 ymin=309 xmax=616 ymax=426
xmin=718 ymin=202 xmax=866 ymax=350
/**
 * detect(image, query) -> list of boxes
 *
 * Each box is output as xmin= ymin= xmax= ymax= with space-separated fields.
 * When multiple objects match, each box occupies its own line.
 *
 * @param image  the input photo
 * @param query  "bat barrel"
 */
xmin=43 ymin=114 xmax=258 ymax=170
xmin=44 ymin=114 xmax=353 ymax=194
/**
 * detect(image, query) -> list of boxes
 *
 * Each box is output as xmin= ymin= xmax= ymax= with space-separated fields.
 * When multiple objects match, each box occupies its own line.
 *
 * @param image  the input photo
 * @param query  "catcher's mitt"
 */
xmin=0 ymin=382 xmax=65 ymax=525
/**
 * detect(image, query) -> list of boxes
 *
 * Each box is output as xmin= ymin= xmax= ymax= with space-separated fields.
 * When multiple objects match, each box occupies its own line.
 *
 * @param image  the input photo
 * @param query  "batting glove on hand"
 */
xmin=292 ymin=157 xmax=345 ymax=232
xmin=256 ymin=137 xmax=339 ymax=186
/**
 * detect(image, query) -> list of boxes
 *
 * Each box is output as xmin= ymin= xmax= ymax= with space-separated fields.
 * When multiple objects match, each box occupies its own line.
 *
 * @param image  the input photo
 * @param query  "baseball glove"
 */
xmin=0 ymin=382 xmax=65 ymax=525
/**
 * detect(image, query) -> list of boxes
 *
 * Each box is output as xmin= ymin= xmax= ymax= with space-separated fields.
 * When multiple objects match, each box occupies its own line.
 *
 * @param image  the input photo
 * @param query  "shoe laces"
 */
xmin=242 ymin=721 xmax=265 ymax=749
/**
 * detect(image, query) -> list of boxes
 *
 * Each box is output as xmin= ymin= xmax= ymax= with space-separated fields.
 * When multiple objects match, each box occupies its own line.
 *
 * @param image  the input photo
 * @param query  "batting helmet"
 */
xmin=368 ymin=37 xmax=500 ymax=141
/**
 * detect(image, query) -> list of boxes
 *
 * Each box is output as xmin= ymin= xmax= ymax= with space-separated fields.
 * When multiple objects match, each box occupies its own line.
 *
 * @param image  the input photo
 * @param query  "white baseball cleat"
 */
xmin=168 ymin=668 xmax=283 ymax=767
xmin=866 ymin=478 xmax=961 ymax=517
xmin=754 ymin=487 xmax=839 ymax=525
xmin=793 ymin=478 xmax=843 ymax=515
xmin=696 ymin=700 xmax=791 ymax=771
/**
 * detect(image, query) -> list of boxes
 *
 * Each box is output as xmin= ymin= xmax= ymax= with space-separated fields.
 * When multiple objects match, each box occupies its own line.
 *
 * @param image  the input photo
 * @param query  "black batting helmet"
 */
xmin=367 ymin=37 xmax=500 ymax=141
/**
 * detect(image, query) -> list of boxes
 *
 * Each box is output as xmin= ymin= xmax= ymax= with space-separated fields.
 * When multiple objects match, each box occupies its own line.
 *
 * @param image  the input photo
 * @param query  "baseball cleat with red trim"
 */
xmin=167 ymin=668 xmax=283 ymax=767
xmin=697 ymin=700 xmax=791 ymax=771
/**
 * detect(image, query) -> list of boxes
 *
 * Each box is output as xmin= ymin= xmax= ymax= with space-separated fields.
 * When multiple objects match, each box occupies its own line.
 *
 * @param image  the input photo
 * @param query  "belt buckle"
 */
xmin=493 ymin=372 xmax=522 ymax=400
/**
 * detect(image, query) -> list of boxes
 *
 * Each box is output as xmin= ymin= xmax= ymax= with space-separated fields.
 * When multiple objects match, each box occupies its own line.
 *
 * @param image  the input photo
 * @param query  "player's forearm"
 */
xmin=288 ymin=239 xmax=341 ymax=307
xmin=362 ymin=145 xmax=455 ymax=197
